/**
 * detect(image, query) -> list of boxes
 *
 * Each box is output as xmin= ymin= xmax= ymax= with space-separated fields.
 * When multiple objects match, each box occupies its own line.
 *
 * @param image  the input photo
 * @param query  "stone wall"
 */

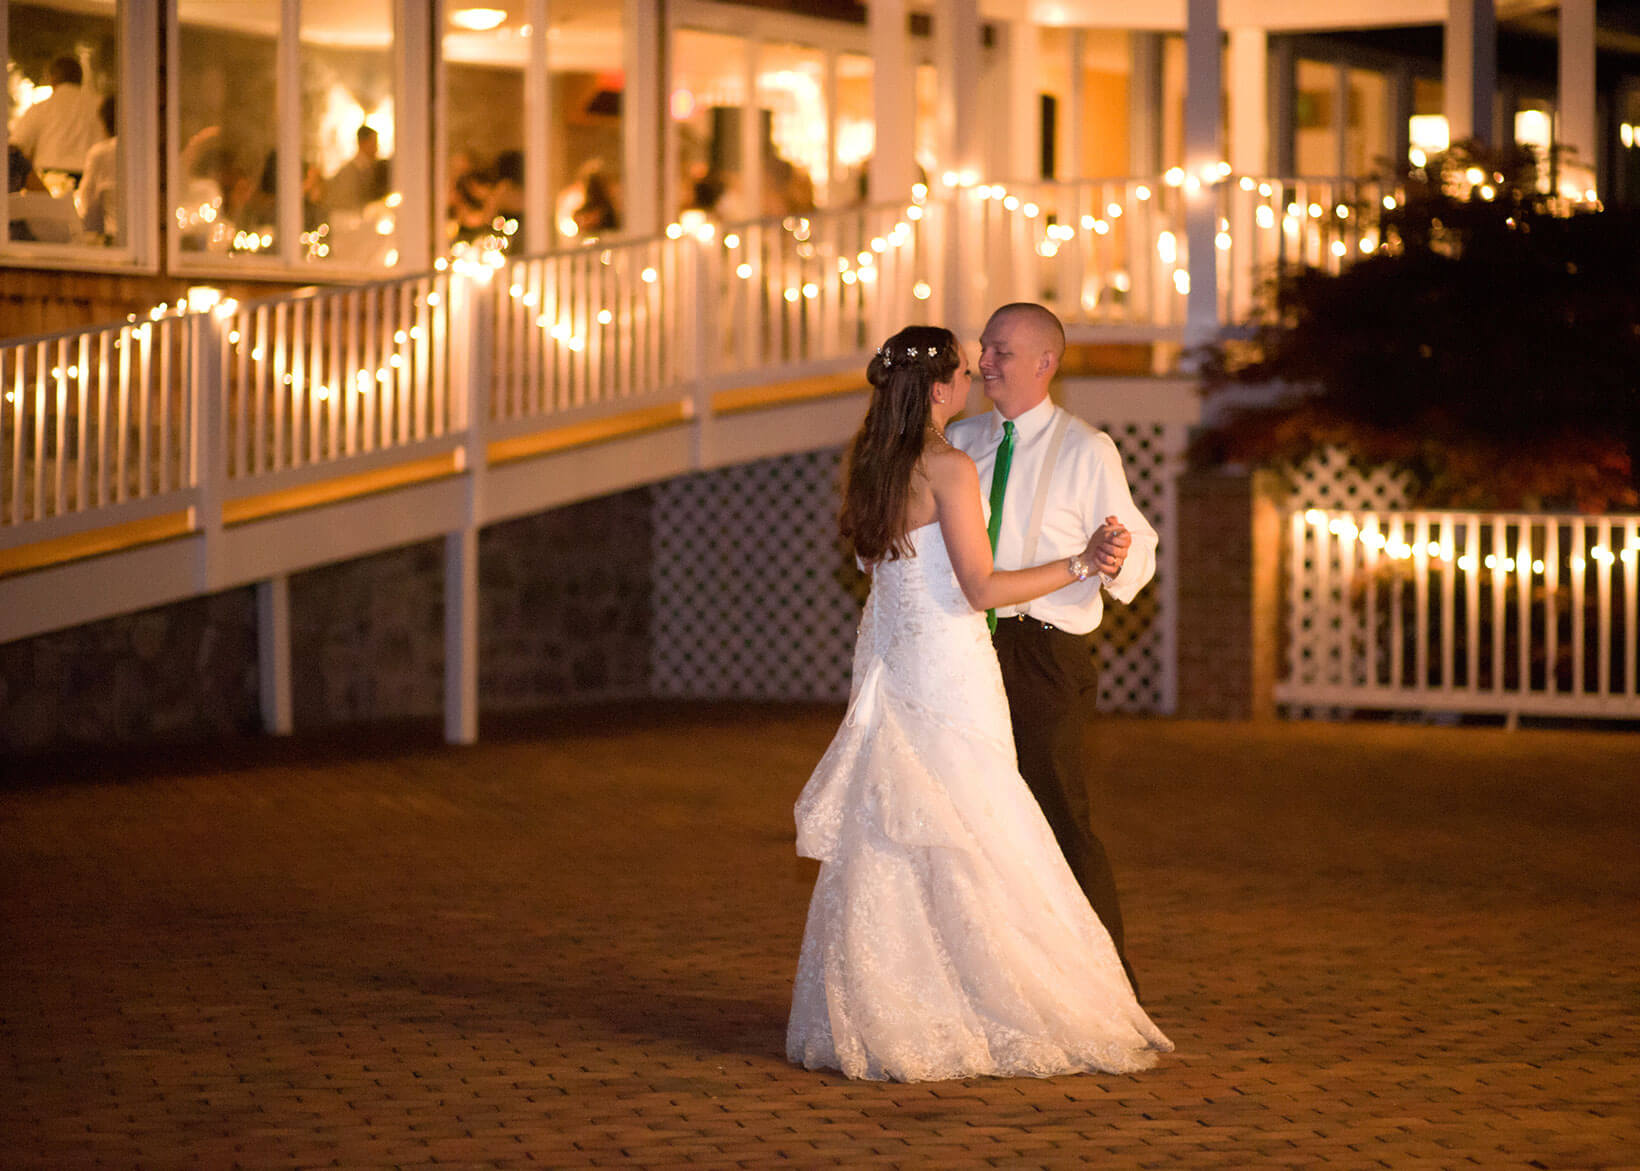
xmin=1 ymin=489 xmax=653 ymax=756
xmin=1174 ymin=469 xmax=1282 ymax=720
xmin=0 ymin=588 xmax=262 ymax=754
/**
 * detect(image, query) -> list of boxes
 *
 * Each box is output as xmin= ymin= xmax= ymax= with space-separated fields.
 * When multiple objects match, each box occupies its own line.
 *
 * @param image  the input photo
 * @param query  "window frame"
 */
xmin=0 ymin=0 xmax=160 ymax=273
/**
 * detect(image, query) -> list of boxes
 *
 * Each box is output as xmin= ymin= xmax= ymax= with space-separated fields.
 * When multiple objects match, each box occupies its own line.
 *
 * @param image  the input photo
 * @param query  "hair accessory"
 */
xmin=877 ymin=345 xmax=892 ymax=366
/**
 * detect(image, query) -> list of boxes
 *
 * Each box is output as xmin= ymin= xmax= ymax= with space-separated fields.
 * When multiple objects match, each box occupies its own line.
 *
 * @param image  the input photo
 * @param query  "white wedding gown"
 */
xmin=787 ymin=521 xmax=1173 ymax=1082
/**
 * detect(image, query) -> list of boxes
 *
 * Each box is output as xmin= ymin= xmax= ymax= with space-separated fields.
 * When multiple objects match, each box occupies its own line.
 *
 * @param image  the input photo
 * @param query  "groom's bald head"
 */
xmin=988 ymin=303 xmax=1065 ymax=366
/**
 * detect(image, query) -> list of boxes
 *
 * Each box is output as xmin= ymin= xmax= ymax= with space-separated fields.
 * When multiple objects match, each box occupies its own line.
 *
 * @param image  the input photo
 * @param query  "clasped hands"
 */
xmin=1081 ymin=515 xmax=1129 ymax=580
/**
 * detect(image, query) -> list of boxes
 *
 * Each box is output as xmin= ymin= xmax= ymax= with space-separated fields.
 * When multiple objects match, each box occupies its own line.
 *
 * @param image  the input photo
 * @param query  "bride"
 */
xmin=786 ymin=325 xmax=1173 ymax=1082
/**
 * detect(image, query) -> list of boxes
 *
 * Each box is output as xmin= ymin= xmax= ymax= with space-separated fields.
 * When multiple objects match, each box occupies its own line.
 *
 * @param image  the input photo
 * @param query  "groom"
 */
xmin=948 ymin=302 xmax=1158 ymax=994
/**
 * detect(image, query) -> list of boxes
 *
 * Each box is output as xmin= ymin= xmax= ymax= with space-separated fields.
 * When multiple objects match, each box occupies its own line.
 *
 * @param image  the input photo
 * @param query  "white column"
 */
xmin=935 ymin=0 xmax=982 ymax=332
xmin=1003 ymin=18 xmax=1041 ymax=179
xmin=1558 ymin=0 xmax=1597 ymax=195
xmin=257 ymin=576 xmax=293 ymax=736
xmin=1228 ymin=28 xmax=1268 ymax=177
xmin=526 ymin=0 xmax=553 ymax=246
xmin=395 ymin=0 xmax=433 ymax=270
xmin=870 ymin=0 xmax=915 ymax=201
xmin=1065 ymin=29 xmax=1086 ymax=182
xmin=1227 ymin=27 xmax=1267 ymax=323
xmin=276 ymin=0 xmax=302 ymax=266
xmin=1444 ymin=0 xmax=1497 ymax=146
xmin=1183 ymin=0 xmax=1222 ymax=353
xmin=934 ymin=0 xmax=982 ymax=184
xmin=623 ymin=0 xmax=662 ymax=235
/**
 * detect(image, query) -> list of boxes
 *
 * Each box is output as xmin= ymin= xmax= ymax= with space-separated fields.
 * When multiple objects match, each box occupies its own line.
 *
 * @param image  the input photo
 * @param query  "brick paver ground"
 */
xmin=3 ymin=705 xmax=1637 ymax=1169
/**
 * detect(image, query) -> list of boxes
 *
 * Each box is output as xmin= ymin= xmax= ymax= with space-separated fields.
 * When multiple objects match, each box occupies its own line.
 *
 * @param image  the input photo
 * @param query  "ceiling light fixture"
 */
xmin=451 ymin=8 xmax=507 ymax=32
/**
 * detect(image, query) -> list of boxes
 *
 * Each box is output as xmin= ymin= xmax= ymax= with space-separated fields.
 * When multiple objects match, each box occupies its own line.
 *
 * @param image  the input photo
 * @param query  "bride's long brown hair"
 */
xmin=840 ymin=325 xmax=961 ymax=563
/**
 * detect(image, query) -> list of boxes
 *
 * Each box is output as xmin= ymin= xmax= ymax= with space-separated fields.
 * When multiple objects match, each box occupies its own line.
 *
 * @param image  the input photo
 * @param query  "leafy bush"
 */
xmin=1195 ymin=143 xmax=1640 ymax=511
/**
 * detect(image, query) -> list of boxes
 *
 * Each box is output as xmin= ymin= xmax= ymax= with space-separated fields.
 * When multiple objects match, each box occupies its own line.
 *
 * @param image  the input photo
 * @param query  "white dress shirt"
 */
xmin=76 ymin=136 xmax=119 ymax=237
xmin=947 ymin=395 xmax=1157 ymax=635
xmin=11 ymin=84 xmax=106 ymax=175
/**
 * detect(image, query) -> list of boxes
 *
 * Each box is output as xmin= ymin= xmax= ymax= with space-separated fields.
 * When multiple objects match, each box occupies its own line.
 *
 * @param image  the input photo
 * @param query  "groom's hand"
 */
xmin=1090 ymin=515 xmax=1130 ymax=577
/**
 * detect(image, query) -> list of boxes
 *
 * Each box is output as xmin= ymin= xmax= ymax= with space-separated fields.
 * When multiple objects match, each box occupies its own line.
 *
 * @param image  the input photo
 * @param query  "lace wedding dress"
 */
xmin=787 ymin=522 xmax=1173 ymax=1082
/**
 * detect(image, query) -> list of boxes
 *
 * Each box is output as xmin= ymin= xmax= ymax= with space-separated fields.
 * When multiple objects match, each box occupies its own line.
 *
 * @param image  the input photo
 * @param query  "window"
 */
xmin=170 ymin=0 xmax=409 ymax=275
xmin=4 ymin=0 xmax=154 ymax=267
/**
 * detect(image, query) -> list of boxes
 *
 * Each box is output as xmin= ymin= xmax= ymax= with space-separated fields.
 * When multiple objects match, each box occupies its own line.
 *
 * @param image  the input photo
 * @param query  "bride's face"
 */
xmin=932 ymin=344 xmax=972 ymax=427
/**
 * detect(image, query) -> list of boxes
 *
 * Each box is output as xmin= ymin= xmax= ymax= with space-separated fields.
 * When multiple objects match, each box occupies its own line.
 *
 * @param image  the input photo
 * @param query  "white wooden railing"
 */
xmin=960 ymin=173 xmax=1390 ymax=331
xmin=1282 ymin=507 xmax=1640 ymax=722
xmin=2 ymin=176 xmax=1397 ymax=571
xmin=3 ymin=310 xmax=198 ymax=547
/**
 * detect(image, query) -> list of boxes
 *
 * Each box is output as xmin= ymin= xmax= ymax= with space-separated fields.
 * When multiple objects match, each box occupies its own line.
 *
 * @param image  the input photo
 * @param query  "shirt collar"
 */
xmin=990 ymin=395 xmax=1058 ymax=443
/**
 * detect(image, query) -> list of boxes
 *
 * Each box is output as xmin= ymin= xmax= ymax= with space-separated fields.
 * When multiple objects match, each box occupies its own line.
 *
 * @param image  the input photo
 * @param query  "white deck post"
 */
xmin=1444 ymin=0 xmax=1498 ymax=147
xmin=257 ymin=575 xmax=293 ymax=736
xmin=188 ymin=303 xmax=227 ymax=589
xmin=444 ymin=271 xmax=491 ymax=745
xmin=1558 ymin=0 xmax=1597 ymax=196
xmin=1183 ymin=0 xmax=1223 ymax=358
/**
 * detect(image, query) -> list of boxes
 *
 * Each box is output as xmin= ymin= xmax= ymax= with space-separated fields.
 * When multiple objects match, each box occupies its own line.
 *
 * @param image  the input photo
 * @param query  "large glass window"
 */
xmin=301 ymin=0 xmax=397 ymax=268
xmin=171 ymin=0 xmax=402 ymax=273
xmin=173 ymin=0 xmax=279 ymax=260
xmin=671 ymin=28 xmax=747 ymax=226
xmin=443 ymin=15 xmax=527 ymax=255
xmin=549 ymin=7 xmax=624 ymax=245
xmin=4 ymin=0 xmax=125 ymax=253
xmin=758 ymin=42 xmax=826 ymax=216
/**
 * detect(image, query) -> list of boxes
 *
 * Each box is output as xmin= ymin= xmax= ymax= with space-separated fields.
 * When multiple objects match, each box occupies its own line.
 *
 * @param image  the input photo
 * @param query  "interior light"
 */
xmin=451 ymin=8 xmax=507 ymax=32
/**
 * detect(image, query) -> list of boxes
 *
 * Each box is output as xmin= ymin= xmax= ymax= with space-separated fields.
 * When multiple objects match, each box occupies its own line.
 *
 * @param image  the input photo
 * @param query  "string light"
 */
xmin=1304 ymin=509 xmax=1636 ymax=579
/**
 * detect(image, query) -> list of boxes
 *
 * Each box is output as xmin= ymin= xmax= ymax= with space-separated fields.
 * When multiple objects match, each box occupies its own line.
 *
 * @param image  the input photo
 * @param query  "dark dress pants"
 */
xmin=991 ymin=615 xmax=1138 ymax=995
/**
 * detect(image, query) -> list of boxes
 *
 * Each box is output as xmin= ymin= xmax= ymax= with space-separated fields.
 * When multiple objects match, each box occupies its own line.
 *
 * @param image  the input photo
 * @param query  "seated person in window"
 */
xmin=326 ymin=125 xmax=391 ymax=214
xmin=75 ymin=95 xmax=119 ymax=241
xmin=488 ymin=149 xmax=526 ymax=251
xmin=573 ymin=162 xmax=619 ymax=236
xmin=12 ymin=57 xmax=105 ymax=189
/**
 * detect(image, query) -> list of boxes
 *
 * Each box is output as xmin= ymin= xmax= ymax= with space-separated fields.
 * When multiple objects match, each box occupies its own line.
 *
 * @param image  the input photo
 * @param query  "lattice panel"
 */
xmin=1283 ymin=446 xmax=1412 ymax=512
xmin=651 ymin=450 xmax=861 ymax=701
xmin=1090 ymin=419 xmax=1177 ymax=713
xmin=651 ymin=426 xmax=1178 ymax=714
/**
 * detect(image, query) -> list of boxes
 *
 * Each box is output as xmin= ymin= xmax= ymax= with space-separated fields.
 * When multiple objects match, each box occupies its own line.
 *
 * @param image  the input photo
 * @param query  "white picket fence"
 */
xmin=1282 ymin=507 xmax=1640 ymax=722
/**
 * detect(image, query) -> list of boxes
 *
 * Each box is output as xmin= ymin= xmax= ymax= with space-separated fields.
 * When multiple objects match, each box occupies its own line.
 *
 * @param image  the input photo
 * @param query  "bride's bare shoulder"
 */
xmin=924 ymin=443 xmax=977 ymax=487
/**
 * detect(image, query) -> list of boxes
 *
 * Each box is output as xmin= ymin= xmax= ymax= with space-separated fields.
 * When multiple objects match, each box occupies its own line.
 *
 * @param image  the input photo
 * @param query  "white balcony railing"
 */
xmin=1282 ymin=507 xmax=1640 ymax=722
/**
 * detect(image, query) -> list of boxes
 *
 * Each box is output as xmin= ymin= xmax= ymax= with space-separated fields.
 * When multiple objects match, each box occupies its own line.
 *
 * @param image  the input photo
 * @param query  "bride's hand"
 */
xmin=1083 ymin=515 xmax=1129 ymax=578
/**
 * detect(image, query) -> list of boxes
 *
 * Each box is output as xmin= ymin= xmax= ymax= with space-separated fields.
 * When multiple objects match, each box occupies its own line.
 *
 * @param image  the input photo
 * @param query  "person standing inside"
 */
xmin=947 ymin=302 xmax=1158 ymax=994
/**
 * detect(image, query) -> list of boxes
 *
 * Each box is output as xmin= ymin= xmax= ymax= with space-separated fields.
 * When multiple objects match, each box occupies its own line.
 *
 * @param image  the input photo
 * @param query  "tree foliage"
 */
xmin=1195 ymin=143 xmax=1640 ymax=511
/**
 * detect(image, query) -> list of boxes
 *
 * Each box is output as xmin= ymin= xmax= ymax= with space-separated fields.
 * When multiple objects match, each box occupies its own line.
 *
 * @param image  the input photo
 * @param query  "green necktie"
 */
xmin=985 ymin=420 xmax=1016 ymax=633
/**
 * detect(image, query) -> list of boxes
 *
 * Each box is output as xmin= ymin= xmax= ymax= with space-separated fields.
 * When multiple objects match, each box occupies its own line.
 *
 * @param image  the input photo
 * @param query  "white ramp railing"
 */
xmin=4 ymin=175 xmax=1389 ymax=570
xmin=2 ymin=312 xmax=198 ymax=547
xmin=1282 ymin=507 xmax=1640 ymax=721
